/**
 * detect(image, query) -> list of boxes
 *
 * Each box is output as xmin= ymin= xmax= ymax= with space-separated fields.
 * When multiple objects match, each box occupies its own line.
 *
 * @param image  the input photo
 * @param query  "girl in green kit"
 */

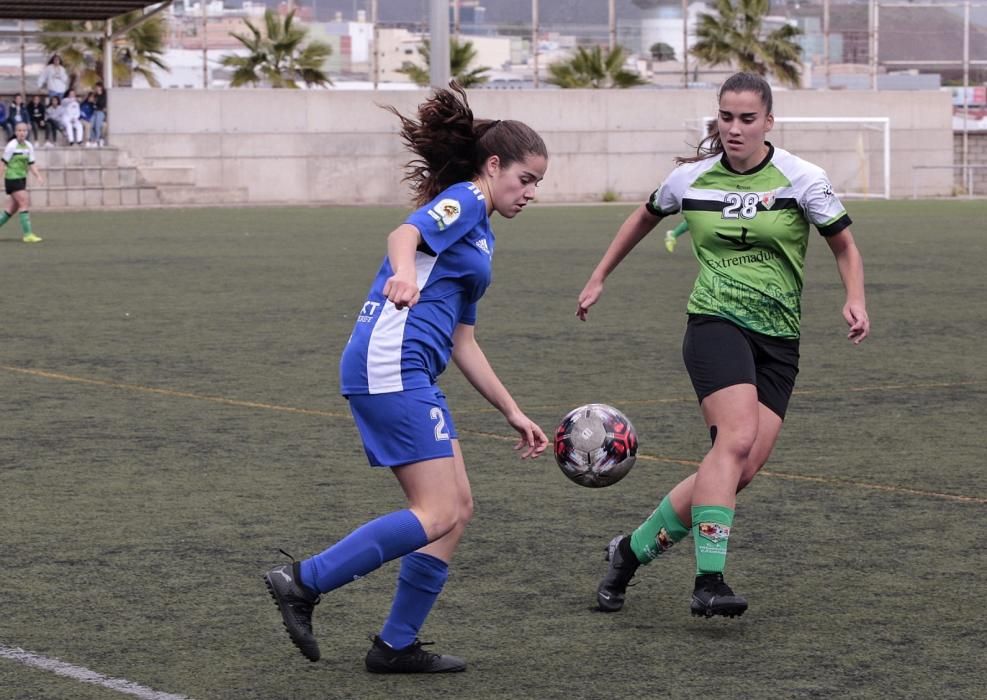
xmin=576 ymin=72 xmax=869 ymax=619
xmin=1 ymin=121 xmax=44 ymax=243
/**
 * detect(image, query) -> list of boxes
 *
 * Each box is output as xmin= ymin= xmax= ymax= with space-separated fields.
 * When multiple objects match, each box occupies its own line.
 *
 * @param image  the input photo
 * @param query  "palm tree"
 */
xmin=398 ymin=38 xmax=490 ymax=88
xmin=546 ymin=46 xmax=647 ymax=89
xmin=691 ymin=0 xmax=803 ymax=88
xmin=39 ymin=11 xmax=169 ymax=89
xmin=220 ymin=9 xmax=332 ymax=88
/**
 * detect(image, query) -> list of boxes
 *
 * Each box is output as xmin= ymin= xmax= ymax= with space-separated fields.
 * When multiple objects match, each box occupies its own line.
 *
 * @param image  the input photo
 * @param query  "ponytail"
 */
xmin=385 ymin=82 xmax=547 ymax=206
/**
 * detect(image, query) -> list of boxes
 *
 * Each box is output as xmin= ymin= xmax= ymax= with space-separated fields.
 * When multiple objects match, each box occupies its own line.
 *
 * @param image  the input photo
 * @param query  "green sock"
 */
xmin=692 ymin=505 xmax=735 ymax=575
xmin=629 ymin=495 xmax=691 ymax=563
xmin=0 ymin=210 xmax=10 ymax=228
xmin=19 ymin=211 xmax=32 ymax=235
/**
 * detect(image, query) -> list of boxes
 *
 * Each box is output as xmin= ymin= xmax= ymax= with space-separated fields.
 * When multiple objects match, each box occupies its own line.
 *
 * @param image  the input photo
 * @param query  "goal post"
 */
xmin=700 ymin=117 xmax=891 ymax=199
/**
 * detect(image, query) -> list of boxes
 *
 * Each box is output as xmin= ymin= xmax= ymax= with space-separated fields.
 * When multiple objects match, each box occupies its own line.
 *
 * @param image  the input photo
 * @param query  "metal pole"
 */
xmin=682 ymin=0 xmax=689 ymax=88
xmin=823 ymin=0 xmax=830 ymax=89
xmin=963 ymin=0 xmax=970 ymax=193
xmin=609 ymin=0 xmax=616 ymax=52
xmin=104 ymin=19 xmax=113 ymax=88
xmin=429 ymin=0 xmax=451 ymax=88
xmin=371 ymin=0 xmax=379 ymax=89
xmin=19 ymin=20 xmax=26 ymax=96
xmin=202 ymin=0 xmax=208 ymax=89
xmin=532 ymin=0 xmax=539 ymax=88
xmin=869 ymin=0 xmax=877 ymax=90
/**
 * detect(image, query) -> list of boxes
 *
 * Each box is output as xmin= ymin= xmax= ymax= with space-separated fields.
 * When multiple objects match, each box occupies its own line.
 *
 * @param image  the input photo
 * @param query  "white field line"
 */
xmin=0 ymin=645 xmax=193 ymax=700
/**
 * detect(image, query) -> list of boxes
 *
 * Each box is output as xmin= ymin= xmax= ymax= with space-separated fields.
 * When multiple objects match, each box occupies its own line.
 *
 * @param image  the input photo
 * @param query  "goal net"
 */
xmin=700 ymin=117 xmax=891 ymax=199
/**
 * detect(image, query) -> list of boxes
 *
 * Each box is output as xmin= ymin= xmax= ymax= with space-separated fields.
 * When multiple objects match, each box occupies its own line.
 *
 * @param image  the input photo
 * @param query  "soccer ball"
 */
xmin=553 ymin=403 xmax=638 ymax=488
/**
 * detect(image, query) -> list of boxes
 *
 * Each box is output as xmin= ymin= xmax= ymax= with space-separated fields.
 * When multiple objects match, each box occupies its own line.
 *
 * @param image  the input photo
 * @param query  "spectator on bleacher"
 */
xmin=28 ymin=95 xmax=46 ymax=144
xmin=0 ymin=122 xmax=44 ymax=243
xmin=0 ymin=101 xmax=9 ymax=140
xmin=37 ymin=54 xmax=70 ymax=98
xmin=80 ymin=92 xmax=96 ymax=146
xmin=90 ymin=82 xmax=107 ymax=147
xmin=61 ymin=90 xmax=83 ymax=146
xmin=44 ymin=95 xmax=65 ymax=147
xmin=7 ymin=94 xmax=30 ymax=137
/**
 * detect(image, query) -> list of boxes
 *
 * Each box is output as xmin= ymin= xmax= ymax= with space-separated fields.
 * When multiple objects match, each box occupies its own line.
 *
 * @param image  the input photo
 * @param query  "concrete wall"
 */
xmin=110 ymin=88 xmax=955 ymax=205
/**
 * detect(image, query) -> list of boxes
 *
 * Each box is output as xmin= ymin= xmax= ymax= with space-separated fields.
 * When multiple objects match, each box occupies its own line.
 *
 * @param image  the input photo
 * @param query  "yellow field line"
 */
xmin=3 ymin=365 xmax=983 ymax=505
xmin=0 ymin=365 xmax=350 ymax=419
xmin=464 ymin=430 xmax=987 ymax=505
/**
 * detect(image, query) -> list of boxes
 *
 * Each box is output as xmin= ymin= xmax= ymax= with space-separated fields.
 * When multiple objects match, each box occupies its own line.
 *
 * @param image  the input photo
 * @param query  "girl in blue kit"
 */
xmin=265 ymin=83 xmax=549 ymax=674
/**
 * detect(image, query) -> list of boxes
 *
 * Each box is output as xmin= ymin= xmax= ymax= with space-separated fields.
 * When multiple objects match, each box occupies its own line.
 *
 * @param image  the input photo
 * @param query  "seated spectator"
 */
xmin=7 ymin=94 xmax=30 ymax=139
xmin=44 ymin=95 xmax=65 ymax=147
xmin=38 ymin=54 xmax=70 ymax=98
xmin=61 ymin=89 xmax=83 ymax=146
xmin=80 ymin=91 xmax=95 ymax=145
xmin=90 ymin=82 xmax=108 ymax=147
xmin=28 ymin=95 xmax=46 ymax=143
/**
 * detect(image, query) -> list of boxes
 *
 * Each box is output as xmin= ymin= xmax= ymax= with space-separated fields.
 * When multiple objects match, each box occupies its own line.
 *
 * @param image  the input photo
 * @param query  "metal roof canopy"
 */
xmin=0 ymin=1 xmax=164 ymax=21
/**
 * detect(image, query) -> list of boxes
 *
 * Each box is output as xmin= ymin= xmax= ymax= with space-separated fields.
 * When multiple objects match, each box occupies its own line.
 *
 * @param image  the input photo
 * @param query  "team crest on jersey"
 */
xmin=759 ymin=188 xmax=781 ymax=210
xmin=698 ymin=522 xmax=730 ymax=543
xmin=428 ymin=198 xmax=462 ymax=231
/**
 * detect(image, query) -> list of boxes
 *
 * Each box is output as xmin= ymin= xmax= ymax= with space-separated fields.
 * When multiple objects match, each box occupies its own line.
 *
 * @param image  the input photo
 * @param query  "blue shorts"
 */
xmin=347 ymin=386 xmax=458 ymax=468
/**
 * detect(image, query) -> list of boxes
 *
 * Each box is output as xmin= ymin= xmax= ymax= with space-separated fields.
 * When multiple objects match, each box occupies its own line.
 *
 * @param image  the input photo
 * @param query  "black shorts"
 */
xmin=682 ymin=314 xmax=800 ymax=419
xmin=4 ymin=178 xmax=26 ymax=195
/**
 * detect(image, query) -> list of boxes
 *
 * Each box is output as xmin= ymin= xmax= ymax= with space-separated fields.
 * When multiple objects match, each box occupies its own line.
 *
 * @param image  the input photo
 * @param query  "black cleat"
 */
xmin=596 ymin=535 xmax=640 ymax=612
xmin=365 ymin=635 xmax=466 ymax=674
xmin=690 ymin=573 xmax=748 ymax=619
xmin=264 ymin=561 xmax=322 ymax=661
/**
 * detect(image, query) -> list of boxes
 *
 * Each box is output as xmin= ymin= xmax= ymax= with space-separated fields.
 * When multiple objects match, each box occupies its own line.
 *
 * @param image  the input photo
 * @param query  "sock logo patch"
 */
xmin=655 ymin=527 xmax=674 ymax=553
xmin=698 ymin=522 xmax=730 ymax=543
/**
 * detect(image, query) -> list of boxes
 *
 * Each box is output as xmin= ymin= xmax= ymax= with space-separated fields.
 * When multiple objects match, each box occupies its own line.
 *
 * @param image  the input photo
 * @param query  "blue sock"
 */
xmin=299 ymin=509 xmax=428 ymax=593
xmin=379 ymin=552 xmax=449 ymax=650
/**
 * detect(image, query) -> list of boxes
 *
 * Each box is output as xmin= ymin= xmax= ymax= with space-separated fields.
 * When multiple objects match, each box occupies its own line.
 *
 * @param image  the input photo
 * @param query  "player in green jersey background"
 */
xmin=0 ymin=121 xmax=44 ymax=243
xmin=576 ymin=72 xmax=869 ymax=619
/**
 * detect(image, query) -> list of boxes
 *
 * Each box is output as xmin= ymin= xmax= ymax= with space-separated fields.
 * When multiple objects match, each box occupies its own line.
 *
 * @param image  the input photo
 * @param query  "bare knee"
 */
xmin=710 ymin=424 xmax=757 ymax=463
xmin=414 ymin=494 xmax=472 ymax=540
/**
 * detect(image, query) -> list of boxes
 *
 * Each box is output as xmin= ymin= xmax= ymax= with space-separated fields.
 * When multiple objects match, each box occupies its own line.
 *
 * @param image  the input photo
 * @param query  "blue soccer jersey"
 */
xmin=340 ymin=182 xmax=494 ymax=395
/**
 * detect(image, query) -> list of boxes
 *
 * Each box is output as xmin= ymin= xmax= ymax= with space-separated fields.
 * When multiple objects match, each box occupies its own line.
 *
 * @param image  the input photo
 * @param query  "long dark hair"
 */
xmin=384 ymin=82 xmax=548 ymax=207
xmin=676 ymin=72 xmax=773 ymax=165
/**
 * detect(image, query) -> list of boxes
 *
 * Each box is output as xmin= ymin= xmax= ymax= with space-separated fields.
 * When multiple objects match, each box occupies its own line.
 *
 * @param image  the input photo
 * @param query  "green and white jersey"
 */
xmin=2 ymin=137 xmax=35 ymax=181
xmin=647 ymin=143 xmax=851 ymax=338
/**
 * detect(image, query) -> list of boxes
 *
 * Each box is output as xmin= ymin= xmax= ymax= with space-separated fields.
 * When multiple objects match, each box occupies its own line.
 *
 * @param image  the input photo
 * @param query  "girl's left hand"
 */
xmin=843 ymin=301 xmax=870 ymax=344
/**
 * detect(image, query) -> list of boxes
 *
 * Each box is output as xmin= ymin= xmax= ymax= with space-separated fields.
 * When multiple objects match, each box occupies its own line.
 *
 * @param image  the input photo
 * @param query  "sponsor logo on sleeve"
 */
xmin=428 ymin=198 xmax=462 ymax=231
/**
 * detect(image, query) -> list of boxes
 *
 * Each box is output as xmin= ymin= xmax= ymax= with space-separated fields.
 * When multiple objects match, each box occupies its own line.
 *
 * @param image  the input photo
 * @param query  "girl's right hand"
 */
xmin=576 ymin=278 xmax=603 ymax=321
xmin=383 ymin=273 xmax=420 ymax=310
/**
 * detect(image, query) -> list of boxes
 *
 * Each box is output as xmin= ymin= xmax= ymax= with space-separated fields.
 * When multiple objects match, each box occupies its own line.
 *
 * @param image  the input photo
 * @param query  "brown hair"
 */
xmin=384 ymin=82 xmax=548 ymax=207
xmin=676 ymin=72 xmax=773 ymax=165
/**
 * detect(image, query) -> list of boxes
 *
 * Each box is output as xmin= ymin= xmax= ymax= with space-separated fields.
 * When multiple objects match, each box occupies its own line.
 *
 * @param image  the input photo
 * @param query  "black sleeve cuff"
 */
xmin=818 ymin=214 xmax=852 ymax=237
